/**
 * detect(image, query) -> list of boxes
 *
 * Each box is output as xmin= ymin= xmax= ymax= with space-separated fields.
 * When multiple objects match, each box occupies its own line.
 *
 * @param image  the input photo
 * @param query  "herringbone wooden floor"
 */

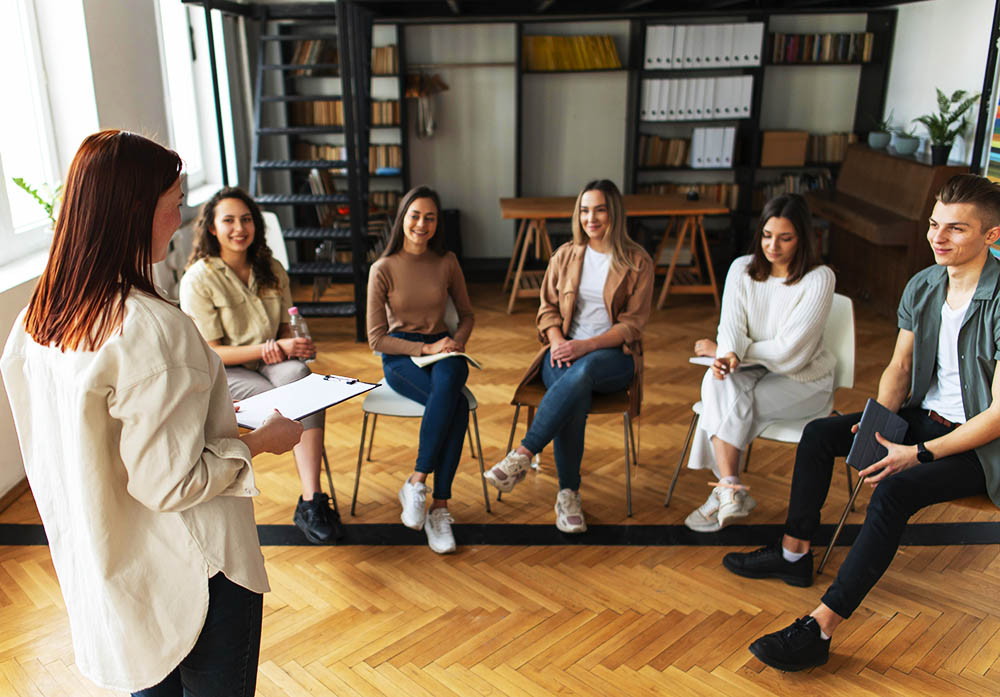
xmin=2 ymin=282 xmax=1000 ymax=696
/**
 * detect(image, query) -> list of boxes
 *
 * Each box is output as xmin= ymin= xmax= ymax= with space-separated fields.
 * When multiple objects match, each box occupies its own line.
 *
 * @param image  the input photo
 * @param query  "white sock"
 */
xmin=720 ymin=475 xmax=740 ymax=486
xmin=782 ymin=546 xmax=807 ymax=563
xmin=819 ymin=628 xmax=830 ymax=640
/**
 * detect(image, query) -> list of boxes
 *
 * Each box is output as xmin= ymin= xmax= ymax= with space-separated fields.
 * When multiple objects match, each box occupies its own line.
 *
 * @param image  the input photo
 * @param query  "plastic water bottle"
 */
xmin=287 ymin=307 xmax=315 ymax=363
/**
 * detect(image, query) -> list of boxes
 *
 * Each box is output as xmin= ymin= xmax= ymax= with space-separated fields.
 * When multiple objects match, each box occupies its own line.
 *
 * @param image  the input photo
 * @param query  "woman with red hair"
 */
xmin=1 ymin=130 xmax=301 ymax=696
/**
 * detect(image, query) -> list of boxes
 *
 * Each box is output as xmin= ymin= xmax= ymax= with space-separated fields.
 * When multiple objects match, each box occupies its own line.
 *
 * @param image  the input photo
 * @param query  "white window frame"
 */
xmin=0 ymin=0 xmax=59 ymax=267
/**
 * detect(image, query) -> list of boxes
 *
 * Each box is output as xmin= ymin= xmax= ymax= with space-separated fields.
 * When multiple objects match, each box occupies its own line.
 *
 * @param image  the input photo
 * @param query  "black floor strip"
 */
xmin=3 ymin=522 xmax=1000 ymax=547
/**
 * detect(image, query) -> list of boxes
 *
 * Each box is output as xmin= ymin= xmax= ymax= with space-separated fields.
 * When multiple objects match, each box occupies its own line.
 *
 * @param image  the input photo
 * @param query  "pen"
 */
xmin=324 ymin=374 xmax=357 ymax=384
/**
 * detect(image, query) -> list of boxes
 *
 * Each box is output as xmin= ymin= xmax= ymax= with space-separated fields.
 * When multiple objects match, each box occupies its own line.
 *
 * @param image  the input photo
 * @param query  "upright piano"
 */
xmin=805 ymin=145 xmax=967 ymax=318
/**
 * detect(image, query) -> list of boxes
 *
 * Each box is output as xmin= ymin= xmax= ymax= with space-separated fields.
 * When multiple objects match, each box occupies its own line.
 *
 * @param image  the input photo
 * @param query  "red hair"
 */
xmin=24 ymin=130 xmax=182 ymax=350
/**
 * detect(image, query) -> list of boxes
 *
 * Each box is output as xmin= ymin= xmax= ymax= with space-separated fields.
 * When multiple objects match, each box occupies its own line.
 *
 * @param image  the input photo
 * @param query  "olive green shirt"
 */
xmin=897 ymin=255 xmax=1000 ymax=507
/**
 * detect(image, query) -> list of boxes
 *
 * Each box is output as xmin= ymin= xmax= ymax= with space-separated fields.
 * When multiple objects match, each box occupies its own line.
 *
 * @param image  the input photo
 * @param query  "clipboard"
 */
xmin=688 ymin=356 xmax=761 ymax=368
xmin=235 ymin=373 xmax=379 ymax=429
xmin=845 ymin=398 xmax=908 ymax=471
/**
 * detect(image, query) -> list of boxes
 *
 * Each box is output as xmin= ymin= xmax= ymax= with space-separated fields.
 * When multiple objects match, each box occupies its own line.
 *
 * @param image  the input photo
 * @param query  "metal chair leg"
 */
xmin=472 ymin=409 xmax=491 ymax=513
xmin=322 ymin=447 xmax=339 ymax=515
xmin=499 ymin=404 xmax=522 ymax=502
xmin=818 ymin=474 xmax=867 ymax=574
xmin=365 ymin=413 xmax=378 ymax=461
xmin=665 ymin=412 xmax=699 ymax=507
xmin=742 ymin=440 xmax=753 ymax=473
xmin=628 ymin=414 xmax=638 ymax=469
xmin=467 ymin=423 xmax=476 ymax=461
xmin=624 ymin=412 xmax=633 ymax=517
xmin=351 ymin=412 xmax=370 ymax=516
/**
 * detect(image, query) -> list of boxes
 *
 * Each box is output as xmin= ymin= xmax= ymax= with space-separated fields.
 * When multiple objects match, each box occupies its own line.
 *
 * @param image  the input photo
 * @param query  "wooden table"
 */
xmin=499 ymin=194 xmax=729 ymax=313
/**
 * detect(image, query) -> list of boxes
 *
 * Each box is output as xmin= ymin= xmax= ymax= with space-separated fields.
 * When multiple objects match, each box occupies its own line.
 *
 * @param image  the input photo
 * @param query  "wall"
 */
xmin=405 ymin=24 xmax=518 ymax=258
xmin=883 ymin=0 xmax=995 ymax=163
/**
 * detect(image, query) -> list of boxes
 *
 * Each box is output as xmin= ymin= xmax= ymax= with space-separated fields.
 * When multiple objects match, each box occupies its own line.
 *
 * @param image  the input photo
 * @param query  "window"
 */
xmin=156 ymin=0 xmax=237 ymax=200
xmin=0 ymin=0 xmax=58 ymax=266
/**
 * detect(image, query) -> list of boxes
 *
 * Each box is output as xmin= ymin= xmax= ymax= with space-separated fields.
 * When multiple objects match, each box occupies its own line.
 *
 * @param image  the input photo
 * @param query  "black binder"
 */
xmin=845 ymin=398 xmax=908 ymax=471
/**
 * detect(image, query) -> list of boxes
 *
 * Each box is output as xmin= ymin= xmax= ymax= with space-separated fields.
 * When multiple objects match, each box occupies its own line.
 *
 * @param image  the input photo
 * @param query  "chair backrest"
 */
xmin=262 ymin=211 xmax=290 ymax=270
xmin=443 ymin=296 xmax=459 ymax=334
xmin=823 ymin=293 xmax=855 ymax=391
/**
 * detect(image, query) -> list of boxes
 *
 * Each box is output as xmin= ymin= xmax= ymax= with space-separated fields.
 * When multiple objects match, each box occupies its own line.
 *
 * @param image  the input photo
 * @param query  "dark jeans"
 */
xmin=381 ymin=331 xmax=469 ymax=500
xmin=132 ymin=573 xmax=263 ymax=697
xmin=521 ymin=348 xmax=635 ymax=491
xmin=785 ymin=408 xmax=987 ymax=619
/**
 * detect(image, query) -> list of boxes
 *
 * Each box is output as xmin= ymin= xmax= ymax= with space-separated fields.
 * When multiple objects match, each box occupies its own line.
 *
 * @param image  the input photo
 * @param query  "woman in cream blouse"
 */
xmin=180 ymin=187 xmax=340 ymax=545
xmin=1 ymin=130 xmax=301 ymax=695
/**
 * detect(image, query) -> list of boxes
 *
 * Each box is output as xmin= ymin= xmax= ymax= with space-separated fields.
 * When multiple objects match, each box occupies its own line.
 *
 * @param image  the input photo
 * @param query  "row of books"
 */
xmin=288 ymin=39 xmax=338 ymax=76
xmin=293 ymin=143 xmax=402 ymax=175
xmin=639 ymin=182 xmax=739 ymax=210
xmin=638 ymin=135 xmax=690 ymax=167
xmin=370 ymin=191 xmax=401 ymax=214
xmin=752 ymin=171 xmax=832 ymax=210
xmin=522 ymin=35 xmax=622 ymax=71
xmin=643 ymin=23 xmax=764 ymax=70
xmin=372 ymin=44 xmax=398 ymax=75
xmin=306 ymin=170 xmax=402 ymax=224
xmin=769 ymin=32 xmax=875 ymax=64
xmin=288 ymin=100 xmax=401 ymax=127
xmin=806 ymin=132 xmax=857 ymax=163
xmin=640 ymin=76 xmax=753 ymax=121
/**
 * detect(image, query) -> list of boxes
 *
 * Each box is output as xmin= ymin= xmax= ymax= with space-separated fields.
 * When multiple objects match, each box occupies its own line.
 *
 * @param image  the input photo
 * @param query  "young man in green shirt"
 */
xmin=723 ymin=174 xmax=1000 ymax=671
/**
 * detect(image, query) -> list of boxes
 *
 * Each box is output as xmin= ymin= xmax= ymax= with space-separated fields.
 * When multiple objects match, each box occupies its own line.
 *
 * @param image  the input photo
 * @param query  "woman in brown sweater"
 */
xmin=367 ymin=185 xmax=474 ymax=554
xmin=485 ymin=179 xmax=654 ymax=533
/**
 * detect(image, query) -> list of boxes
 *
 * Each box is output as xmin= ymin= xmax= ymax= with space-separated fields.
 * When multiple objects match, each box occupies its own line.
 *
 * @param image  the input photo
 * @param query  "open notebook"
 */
xmin=688 ymin=356 xmax=761 ymax=368
xmin=412 ymin=352 xmax=483 ymax=370
xmin=234 ymin=373 xmax=378 ymax=429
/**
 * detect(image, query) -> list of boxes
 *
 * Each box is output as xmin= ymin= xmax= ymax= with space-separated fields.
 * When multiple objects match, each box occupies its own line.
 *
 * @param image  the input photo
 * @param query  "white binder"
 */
xmin=690 ymin=128 xmax=705 ymax=168
xmin=705 ymin=128 xmax=724 ymax=166
xmin=648 ymin=79 xmax=662 ymax=121
xmin=672 ymin=26 xmax=686 ymax=68
xmin=739 ymin=75 xmax=753 ymax=117
xmin=719 ymin=24 xmax=734 ymax=65
xmin=692 ymin=78 xmax=706 ymax=118
xmin=639 ymin=79 xmax=652 ymax=120
xmin=721 ymin=126 xmax=736 ymax=167
xmin=658 ymin=79 xmax=670 ymax=121
xmin=644 ymin=26 xmax=657 ymax=69
xmin=703 ymin=76 xmax=715 ymax=119
xmin=688 ymin=25 xmax=704 ymax=67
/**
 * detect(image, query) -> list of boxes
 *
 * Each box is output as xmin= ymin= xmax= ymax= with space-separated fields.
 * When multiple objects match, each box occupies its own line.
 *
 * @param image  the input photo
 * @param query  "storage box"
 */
xmin=760 ymin=130 xmax=808 ymax=167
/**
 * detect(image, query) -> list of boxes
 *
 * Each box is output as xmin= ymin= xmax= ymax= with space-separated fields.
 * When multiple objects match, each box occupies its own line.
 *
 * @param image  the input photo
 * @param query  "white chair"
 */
xmin=351 ymin=299 xmax=492 ymax=515
xmin=664 ymin=293 xmax=855 ymax=509
xmin=261 ymin=210 xmax=339 ymax=513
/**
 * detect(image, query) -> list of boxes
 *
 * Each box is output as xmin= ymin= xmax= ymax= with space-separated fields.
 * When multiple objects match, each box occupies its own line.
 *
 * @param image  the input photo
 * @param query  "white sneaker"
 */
xmin=484 ymin=450 xmax=530 ymax=493
xmin=684 ymin=487 xmax=723 ymax=533
xmin=398 ymin=479 xmax=428 ymax=530
xmin=554 ymin=489 xmax=587 ymax=533
xmin=717 ymin=486 xmax=757 ymax=528
xmin=425 ymin=508 xmax=456 ymax=554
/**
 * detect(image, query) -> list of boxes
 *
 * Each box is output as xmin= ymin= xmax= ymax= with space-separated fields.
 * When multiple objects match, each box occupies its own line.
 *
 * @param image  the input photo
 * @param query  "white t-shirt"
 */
xmin=921 ymin=298 xmax=969 ymax=424
xmin=568 ymin=246 xmax=613 ymax=340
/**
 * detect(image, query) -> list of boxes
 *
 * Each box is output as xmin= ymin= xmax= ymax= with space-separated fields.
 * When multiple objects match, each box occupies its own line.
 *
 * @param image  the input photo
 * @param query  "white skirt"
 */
xmin=687 ymin=366 xmax=834 ymax=477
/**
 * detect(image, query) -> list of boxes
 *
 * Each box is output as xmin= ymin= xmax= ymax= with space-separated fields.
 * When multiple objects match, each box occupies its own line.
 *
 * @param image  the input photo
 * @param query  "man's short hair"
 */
xmin=936 ymin=174 xmax=1000 ymax=231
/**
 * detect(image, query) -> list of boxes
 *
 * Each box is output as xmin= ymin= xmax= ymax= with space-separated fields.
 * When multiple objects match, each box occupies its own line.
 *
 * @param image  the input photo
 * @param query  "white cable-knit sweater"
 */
xmin=715 ymin=255 xmax=836 ymax=383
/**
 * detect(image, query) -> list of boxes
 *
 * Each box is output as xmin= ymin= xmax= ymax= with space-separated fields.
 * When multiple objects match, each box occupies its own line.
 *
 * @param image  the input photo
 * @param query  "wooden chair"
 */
xmin=664 ymin=294 xmax=855 ymax=511
xmin=503 ymin=379 xmax=639 ymax=516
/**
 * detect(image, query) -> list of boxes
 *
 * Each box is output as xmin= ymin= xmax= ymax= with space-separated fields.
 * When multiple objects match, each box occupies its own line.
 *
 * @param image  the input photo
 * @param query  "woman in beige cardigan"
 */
xmin=485 ymin=179 xmax=653 ymax=532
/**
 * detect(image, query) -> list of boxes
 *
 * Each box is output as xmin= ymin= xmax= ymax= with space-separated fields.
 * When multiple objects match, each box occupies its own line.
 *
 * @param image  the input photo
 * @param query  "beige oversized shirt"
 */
xmin=179 ymin=256 xmax=292 ymax=369
xmin=0 ymin=291 xmax=269 ymax=692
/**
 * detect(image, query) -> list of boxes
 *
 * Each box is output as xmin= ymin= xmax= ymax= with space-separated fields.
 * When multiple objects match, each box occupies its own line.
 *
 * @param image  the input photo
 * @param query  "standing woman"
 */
xmin=684 ymin=193 xmax=835 ymax=532
xmin=367 ymin=185 xmax=474 ymax=554
xmin=1 ymin=130 xmax=302 ymax=695
xmin=180 ymin=187 xmax=341 ymax=544
xmin=485 ymin=179 xmax=654 ymax=533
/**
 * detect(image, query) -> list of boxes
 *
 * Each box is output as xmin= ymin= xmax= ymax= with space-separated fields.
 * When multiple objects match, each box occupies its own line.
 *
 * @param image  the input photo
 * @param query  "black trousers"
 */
xmin=784 ymin=408 xmax=987 ymax=619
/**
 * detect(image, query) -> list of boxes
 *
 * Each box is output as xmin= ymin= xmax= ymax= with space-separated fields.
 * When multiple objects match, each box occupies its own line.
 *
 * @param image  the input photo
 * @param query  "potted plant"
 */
xmin=867 ymin=110 xmax=893 ymax=149
xmin=913 ymin=88 xmax=980 ymax=166
xmin=892 ymin=126 xmax=921 ymax=156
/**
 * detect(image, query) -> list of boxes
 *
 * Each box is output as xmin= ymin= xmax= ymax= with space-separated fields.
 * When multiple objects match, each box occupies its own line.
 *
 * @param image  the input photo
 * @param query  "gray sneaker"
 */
xmin=425 ymin=508 xmax=457 ymax=554
xmin=684 ymin=487 xmax=723 ymax=533
xmin=484 ymin=450 xmax=530 ymax=493
xmin=555 ymin=489 xmax=587 ymax=533
xmin=398 ymin=479 xmax=428 ymax=530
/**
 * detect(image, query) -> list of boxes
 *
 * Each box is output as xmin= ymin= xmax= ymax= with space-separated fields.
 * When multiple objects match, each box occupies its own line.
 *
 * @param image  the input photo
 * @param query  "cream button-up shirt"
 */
xmin=1 ymin=291 xmax=269 ymax=692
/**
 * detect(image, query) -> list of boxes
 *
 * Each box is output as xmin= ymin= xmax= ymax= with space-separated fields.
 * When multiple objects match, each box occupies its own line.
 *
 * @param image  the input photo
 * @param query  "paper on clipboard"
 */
xmin=234 ymin=373 xmax=378 ymax=429
xmin=689 ymin=356 xmax=761 ymax=368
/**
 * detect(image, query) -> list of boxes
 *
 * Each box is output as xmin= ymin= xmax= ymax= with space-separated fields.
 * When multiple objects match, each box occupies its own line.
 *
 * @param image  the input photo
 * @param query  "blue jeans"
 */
xmin=132 ymin=573 xmax=263 ymax=697
xmin=381 ymin=331 xmax=469 ymax=500
xmin=521 ymin=347 xmax=634 ymax=491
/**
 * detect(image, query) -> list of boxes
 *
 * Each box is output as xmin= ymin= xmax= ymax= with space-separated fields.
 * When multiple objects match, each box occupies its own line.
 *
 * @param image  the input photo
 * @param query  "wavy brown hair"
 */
xmin=24 ymin=130 xmax=182 ymax=351
xmin=381 ymin=185 xmax=445 ymax=258
xmin=571 ymin=179 xmax=643 ymax=272
xmin=187 ymin=187 xmax=280 ymax=290
xmin=747 ymin=193 xmax=819 ymax=285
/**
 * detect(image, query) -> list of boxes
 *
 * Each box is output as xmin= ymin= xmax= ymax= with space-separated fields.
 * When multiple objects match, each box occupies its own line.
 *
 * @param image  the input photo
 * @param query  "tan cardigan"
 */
xmin=515 ymin=242 xmax=654 ymax=415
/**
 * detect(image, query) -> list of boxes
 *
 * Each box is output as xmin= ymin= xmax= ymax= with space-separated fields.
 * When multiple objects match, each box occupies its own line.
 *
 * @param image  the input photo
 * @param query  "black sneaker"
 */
xmin=749 ymin=616 xmax=830 ymax=671
xmin=722 ymin=544 xmax=813 ymax=587
xmin=294 ymin=493 xmax=342 ymax=544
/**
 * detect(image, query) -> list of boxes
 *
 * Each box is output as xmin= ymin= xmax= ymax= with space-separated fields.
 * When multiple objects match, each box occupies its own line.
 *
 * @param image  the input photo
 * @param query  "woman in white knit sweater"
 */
xmin=685 ymin=193 xmax=835 ymax=532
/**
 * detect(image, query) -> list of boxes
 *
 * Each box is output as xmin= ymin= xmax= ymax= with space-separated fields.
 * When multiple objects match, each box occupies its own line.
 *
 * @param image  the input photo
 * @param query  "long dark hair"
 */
xmin=187 ymin=187 xmax=280 ymax=291
xmin=381 ymin=185 xmax=445 ymax=258
xmin=571 ymin=179 xmax=643 ymax=272
xmin=747 ymin=193 xmax=819 ymax=285
xmin=24 ymin=130 xmax=182 ymax=351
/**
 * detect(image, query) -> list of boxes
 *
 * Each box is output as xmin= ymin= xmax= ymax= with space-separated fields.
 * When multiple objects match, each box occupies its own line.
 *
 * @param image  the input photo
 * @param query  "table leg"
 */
xmin=539 ymin=220 xmax=553 ymax=258
xmin=503 ymin=218 xmax=528 ymax=292
xmin=656 ymin=216 xmax=691 ymax=309
xmin=696 ymin=215 xmax=720 ymax=306
xmin=508 ymin=219 xmax=538 ymax=314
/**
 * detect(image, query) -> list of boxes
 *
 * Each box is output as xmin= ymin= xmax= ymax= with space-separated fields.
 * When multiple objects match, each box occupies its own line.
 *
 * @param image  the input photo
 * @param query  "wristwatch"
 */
xmin=916 ymin=442 xmax=935 ymax=463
